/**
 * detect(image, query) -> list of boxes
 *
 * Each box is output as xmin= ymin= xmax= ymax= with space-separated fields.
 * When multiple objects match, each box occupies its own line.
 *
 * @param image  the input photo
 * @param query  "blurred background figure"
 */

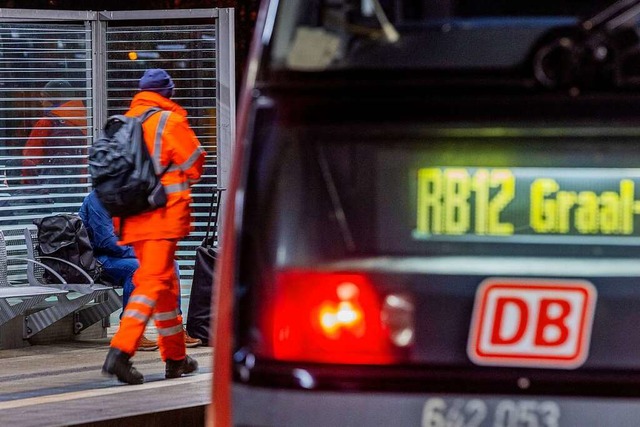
xmin=21 ymin=80 xmax=86 ymax=186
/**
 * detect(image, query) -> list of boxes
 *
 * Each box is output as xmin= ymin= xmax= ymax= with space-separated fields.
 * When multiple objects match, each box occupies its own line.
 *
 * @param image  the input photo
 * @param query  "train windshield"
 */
xmin=262 ymin=0 xmax=640 ymax=92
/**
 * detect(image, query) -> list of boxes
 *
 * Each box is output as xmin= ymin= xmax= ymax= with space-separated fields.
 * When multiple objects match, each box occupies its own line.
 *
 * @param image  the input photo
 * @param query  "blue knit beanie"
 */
xmin=139 ymin=68 xmax=175 ymax=98
xmin=42 ymin=80 xmax=74 ymax=105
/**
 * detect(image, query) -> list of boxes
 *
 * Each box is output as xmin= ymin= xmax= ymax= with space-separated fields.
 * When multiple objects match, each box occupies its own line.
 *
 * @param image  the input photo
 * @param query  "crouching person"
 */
xmin=102 ymin=68 xmax=206 ymax=384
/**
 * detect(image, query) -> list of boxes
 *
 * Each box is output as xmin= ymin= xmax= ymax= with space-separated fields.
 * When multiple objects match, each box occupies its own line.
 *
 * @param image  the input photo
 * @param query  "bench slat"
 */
xmin=0 ymin=286 xmax=67 ymax=299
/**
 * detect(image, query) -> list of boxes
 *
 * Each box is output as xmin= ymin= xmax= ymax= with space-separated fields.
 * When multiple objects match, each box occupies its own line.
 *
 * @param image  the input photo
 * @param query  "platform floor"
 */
xmin=0 ymin=330 xmax=212 ymax=427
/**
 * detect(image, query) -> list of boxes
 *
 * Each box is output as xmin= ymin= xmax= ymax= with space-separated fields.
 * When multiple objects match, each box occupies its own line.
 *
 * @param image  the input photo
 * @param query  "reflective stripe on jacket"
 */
xmin=117 ymin=91 xmax=206 ymax=244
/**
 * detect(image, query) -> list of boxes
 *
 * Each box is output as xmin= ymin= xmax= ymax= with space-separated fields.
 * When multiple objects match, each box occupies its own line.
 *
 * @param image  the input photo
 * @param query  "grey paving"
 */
xmin=0 ymin=332 xmax=212 ymax=426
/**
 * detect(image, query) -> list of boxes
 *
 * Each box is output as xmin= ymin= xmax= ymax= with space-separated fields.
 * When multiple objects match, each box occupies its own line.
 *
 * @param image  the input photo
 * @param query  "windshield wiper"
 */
xmin=584 ymin=0 xmax=640 ymax=32
xmin=369 ymin=0 xmax=399 ymax=43
xmin=316 ymin=144 xmax=356 ymax=253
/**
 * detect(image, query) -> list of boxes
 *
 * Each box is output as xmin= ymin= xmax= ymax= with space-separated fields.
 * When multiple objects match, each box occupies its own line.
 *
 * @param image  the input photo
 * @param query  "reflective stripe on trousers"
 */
xmin=109 ymin=238 xmax=185 ymax=361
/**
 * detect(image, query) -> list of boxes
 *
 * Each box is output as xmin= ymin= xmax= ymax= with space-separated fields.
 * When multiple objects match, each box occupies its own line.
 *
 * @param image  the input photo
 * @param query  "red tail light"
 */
xmin=269 ymin=270 xmax=397 ymax=364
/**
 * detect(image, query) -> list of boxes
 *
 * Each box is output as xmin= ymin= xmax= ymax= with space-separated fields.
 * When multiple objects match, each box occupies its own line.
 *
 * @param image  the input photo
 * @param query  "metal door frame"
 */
xmin=0 ymin=7 xmax=236 ymax=237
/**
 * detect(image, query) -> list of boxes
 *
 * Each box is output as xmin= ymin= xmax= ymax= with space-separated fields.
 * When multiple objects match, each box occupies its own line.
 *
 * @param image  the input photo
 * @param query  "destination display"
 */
xmin=411 ymin=167 xmax=640 ymax=241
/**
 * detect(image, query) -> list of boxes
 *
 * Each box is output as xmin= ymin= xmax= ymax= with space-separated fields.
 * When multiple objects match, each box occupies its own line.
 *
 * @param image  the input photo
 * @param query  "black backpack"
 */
xmin=45 ymin=114 xmax=84 ymax=165
xmin=42 ymin=115 xmax=86 ymax=186
xmin=88 ymin=108 xmax=169 ymax=218
xmin=34 ymin=214 xmax=102 ymax=284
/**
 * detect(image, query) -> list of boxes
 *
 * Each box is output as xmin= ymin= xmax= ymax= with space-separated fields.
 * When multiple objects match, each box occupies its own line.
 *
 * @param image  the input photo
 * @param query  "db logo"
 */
xmin=468 ymin=278 xmax=597 ymax=369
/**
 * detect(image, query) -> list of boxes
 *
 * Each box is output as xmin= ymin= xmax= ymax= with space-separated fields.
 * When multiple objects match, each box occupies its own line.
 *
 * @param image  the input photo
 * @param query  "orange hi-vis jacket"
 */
xmin=22 ymin=99 xmax=88 ymax=182
xmin=116 ymin=91 xmax=206 ymax=244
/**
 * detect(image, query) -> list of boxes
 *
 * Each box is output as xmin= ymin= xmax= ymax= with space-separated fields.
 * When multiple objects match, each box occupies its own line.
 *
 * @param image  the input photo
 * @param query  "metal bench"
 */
xmin=0 ymin=230 xmax=68 ymax=328
xmin=23 ymin=227 xmax=122 ymax=338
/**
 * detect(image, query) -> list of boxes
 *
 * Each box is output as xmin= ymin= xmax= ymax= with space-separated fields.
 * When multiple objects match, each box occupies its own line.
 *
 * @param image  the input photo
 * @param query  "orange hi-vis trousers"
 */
xmin=110 ymin=239 xmax=186 ymax=362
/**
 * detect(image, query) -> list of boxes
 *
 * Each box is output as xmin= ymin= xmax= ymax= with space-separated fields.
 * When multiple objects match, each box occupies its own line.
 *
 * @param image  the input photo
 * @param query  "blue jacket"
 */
xmin=79 ymin=191 xmax=136 ymax=259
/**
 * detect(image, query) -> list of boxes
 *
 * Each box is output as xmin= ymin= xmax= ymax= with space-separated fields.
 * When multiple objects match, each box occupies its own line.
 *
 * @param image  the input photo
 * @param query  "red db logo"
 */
xmin=468 ymin=278 xmax=597 ymax=369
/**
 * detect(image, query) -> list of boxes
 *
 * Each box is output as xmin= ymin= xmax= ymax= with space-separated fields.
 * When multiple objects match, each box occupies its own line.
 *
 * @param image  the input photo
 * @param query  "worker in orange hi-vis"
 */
xmin=102 ymin=68 xmax=206 ymax=385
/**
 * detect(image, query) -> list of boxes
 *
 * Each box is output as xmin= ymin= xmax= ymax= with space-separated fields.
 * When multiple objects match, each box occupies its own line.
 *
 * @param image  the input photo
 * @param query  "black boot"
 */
xmin=102 ymin=347 xmax=144 ymax=385
xmin=165 ymin=355 xmax=198 ymax=379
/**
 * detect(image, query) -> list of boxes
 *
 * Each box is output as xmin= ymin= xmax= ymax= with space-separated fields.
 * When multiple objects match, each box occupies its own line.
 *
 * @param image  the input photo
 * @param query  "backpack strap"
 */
xmin=134 ymin=107 xmax=171 ymax=175
xmin=138 ymin=107 xmax=162 ymax=123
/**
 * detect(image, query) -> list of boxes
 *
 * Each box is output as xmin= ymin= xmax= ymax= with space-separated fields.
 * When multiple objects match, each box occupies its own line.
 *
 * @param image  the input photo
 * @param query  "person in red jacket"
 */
xmin=102 ymin=69 xmax=206 ymax=385
xmin=22 ymin=80 xmax=87 ymax=185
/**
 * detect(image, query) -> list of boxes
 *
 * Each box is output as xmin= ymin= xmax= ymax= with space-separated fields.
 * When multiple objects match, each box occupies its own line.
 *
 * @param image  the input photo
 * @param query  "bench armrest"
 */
xmin=37 ymin=256 xmax=94 ymax=284
xmin=8 ymin=256 xmax=67 ymax=285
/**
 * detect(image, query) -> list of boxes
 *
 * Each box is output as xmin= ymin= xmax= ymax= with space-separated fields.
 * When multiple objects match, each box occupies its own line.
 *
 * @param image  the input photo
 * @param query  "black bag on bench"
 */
xmin=33 ymin=213 xmax=102 ymax=284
